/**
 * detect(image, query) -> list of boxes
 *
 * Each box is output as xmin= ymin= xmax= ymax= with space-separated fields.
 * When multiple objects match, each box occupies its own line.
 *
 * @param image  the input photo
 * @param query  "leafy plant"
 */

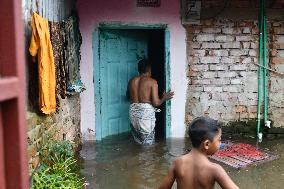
xmin=31 ymin=140 xmax=84 ymax=189
xmin=39 ymin=140 xmax=74 ymax=166
xmin=31 ymin=157 xmax=84 ymax=189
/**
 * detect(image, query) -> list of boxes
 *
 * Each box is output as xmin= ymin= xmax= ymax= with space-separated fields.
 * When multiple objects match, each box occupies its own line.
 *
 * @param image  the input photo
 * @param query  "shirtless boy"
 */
xmin=127 ymin=59 xmax=174 ymax=145
xmin=158 ymin=117 xmax=239 ymax=189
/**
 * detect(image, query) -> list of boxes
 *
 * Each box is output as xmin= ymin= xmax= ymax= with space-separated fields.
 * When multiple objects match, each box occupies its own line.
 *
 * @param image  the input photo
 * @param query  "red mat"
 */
xmin=209 ymin=142 xmax=278 ymax=169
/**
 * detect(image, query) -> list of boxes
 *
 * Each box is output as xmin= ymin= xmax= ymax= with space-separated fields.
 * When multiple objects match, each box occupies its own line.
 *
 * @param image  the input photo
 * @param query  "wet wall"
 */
xmin=77 ymin=0 xmax=187 ymax=140
xmin=22 ymin=0 xmax=81 ymax=173
xmin=185 ymin=2 xmax=284 ymax=129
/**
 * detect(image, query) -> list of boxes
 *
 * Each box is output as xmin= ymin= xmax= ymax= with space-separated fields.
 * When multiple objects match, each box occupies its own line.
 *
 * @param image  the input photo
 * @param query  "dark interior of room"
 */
xmin=146 ymin=29 xmax=165 ymax=139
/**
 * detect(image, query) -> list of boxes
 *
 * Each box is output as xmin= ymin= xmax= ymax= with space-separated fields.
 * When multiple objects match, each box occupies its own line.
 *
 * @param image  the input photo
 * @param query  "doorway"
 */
xmin=147 ymin=30 xmax=165 ymax=139
xmin=94 ymin=25 xmax=170 ymax=141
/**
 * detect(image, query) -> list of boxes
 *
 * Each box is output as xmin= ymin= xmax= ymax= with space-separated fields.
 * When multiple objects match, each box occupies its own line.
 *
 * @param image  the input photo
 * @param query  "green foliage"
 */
xmin=32 ymin=157 xmax=84 ymax=189
xmin=39 ymin=140 xmax=74 ymax=164
xmin=31 ymin=140 xmax=84 ymax=189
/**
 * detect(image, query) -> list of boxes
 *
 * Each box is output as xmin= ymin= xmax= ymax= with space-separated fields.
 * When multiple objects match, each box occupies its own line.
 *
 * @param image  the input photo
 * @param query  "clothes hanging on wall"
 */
xmin=49 ymin=22 xmax=67 ymax=102
xmin=61 ymin=15 xmax=82 ymax=90
xmin=49 ymin=14 xmax=82 ymax=104
xmin=29 ymin=12 xmax=56 ymax=114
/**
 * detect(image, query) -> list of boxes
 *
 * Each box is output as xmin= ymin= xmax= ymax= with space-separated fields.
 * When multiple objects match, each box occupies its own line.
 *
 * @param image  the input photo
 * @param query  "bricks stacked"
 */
xmin=269 ymin=22 xmax=284 ymax=127
xmin=186 ymin=16 xmax=284 ymax=128
xmin=186 ymin=19 xmax=284 ymax=126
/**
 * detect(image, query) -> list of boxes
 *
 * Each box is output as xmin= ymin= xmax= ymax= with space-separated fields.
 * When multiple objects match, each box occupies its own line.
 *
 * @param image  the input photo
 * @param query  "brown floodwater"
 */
xmin=80 ymin=134 xmax=284 ymax=189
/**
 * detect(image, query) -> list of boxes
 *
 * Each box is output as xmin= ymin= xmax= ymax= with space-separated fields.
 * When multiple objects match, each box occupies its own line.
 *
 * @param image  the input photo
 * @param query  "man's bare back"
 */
xmin=127 ymin=59 xmax=174 ymax=145
xmin=127 ymin=74 xmax=173 ymax=107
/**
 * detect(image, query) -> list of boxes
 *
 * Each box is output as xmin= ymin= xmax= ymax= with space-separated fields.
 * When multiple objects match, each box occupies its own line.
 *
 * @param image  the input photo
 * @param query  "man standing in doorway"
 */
xmin=127 ymin=59 xmax=174 ymax=145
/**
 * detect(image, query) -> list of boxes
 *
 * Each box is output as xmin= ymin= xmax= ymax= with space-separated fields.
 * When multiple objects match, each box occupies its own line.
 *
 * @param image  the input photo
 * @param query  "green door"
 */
xmin=98 ymin=30 xmax=148 ymax=139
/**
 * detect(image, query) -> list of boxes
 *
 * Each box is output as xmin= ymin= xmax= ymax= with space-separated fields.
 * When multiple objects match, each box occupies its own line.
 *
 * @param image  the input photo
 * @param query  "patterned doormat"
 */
xmin=209 ymin=141 xmax=278 ymax=169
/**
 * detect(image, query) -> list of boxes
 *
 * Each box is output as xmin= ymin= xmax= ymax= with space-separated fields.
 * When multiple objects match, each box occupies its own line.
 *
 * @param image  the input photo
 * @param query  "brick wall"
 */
xmin=202 ymin=0 xmax=284 ymax=9
xmin=23 ymin=0 xmax=81 ymax=173
xmin=27 ymin=95 xmax=81 ymax=174
xmin=269 ymin=23 xmax=284 ymax=127
xmin=186 ymin=19 xmax=284 ymax=127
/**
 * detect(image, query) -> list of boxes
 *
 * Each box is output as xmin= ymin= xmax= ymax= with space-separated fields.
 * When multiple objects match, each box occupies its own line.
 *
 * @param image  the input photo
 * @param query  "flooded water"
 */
xmin=80 ymin=134 xmax=284 ymax=189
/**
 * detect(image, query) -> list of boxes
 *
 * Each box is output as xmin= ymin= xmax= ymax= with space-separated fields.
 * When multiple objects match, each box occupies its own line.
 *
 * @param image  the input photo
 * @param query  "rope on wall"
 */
xmin=252 ymin=62 xmax=284 ymax=77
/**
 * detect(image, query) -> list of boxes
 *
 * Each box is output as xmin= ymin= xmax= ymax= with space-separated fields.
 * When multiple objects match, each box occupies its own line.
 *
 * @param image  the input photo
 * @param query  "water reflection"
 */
xmin=80 ymin=133 xmax=284 ymax=189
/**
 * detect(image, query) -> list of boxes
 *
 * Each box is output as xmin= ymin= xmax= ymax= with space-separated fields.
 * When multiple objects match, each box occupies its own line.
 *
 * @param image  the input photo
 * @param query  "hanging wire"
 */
xmin=252 ymin=62 xmax=284 ymax=77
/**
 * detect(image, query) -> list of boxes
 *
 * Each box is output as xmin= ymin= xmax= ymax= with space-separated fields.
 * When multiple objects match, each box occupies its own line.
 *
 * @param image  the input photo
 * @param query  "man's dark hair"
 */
xmin=138 ymin=59 xmax=151 ymax=74
xmin=188 ymin=117 xmax=221 ymax=148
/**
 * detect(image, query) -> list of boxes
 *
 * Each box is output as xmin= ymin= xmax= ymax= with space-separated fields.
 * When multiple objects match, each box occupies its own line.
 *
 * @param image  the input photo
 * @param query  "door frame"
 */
xmin=93 ymin=22 xmax=171 ymax=140
xmin=0 ymin=0 xmax=29 ymax=188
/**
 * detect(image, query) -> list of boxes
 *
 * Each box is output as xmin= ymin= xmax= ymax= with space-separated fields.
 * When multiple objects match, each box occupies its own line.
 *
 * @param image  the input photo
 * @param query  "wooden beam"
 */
xmin=0 ymin=77 xmax=19 ymax=102
xmin=0 ymin=0 xmax=29 ymax=188
xmin=0 ymin=108 xmax=6 ymax=189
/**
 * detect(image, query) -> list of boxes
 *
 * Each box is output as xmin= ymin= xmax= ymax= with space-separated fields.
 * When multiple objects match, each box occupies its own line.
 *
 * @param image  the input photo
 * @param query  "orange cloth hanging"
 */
xmin=29 ymin=12 xmax=56 ymax=114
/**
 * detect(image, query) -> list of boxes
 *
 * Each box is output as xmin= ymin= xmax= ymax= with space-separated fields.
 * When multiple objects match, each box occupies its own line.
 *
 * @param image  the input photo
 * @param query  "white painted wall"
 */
xmin=77 ymin=0 xmax=187 ymax=140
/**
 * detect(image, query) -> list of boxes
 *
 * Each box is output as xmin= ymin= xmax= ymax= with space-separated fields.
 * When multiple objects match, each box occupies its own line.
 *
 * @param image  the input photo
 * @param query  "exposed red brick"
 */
xmin=271 ymin=57 xmax=284 ymax=64
xmin=239 ymin=21 xmax=255 ymax=27
xmin=248 ymin=113 xmax=257 ymax=119
xmin=248 ymin=105 xmax=258 ymax=113
xmin=272 ymin=22 xmax=281 ymax=27
xmin=240 ymin=113 xmax=249 ymax=119
xmin=186 ymin=17 xmax=284 ymax=126
xmin=186 ymin=114 xmax=193 ymax=123
xmin=186 ymin=26 xmax=201 ymax=34
xmin=188 ymin=69 xmax=198 ymax=77
xmin=270 ymin=49 xmax=278 ymax=57
xmin=201 ymin=0 xmax=284 ymax=9
xmin=187 ymin=35 xmax=194 ymax=41
xmin=272 ymin=43 xmax=284 ymax=49
xmin=271 ymin=35 xmax=277 ymax=42
xmin=234 ymin=105 xmax=246 ymax=113
xmin=272 ymin=27 xmax=284 ymax=34
xmin=252 ymin=27 xmax=259 ymax=35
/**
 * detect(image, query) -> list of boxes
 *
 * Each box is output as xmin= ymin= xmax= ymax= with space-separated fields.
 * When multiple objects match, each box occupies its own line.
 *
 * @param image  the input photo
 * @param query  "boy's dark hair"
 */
xmin=138 ymin=59 xmax=151 ymax=74
xmin=188 ymin=117 xmax=221 ymax=148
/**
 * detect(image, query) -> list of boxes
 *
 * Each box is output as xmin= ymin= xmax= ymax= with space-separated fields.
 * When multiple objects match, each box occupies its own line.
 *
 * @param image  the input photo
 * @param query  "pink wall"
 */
xmin=77 ymin=0 xmax=187 ymax=140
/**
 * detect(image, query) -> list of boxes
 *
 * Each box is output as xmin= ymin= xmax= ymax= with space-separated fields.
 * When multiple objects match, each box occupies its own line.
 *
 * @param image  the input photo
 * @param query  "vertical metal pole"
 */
xmin=263 ymin=14 xmax=268 ymax=124
xmin=257 ymin=0 xmax=264 ymax=139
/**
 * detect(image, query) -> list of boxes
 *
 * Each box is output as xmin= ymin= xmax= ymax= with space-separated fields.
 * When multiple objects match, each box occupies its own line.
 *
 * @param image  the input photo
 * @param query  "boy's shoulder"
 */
xmin=210 ymin=161 xmax=224 ymax=170
xmin=207 ymin=161 xmax=227 ymax=178
xmin=172 ymin=153 xmax=192 ymax=169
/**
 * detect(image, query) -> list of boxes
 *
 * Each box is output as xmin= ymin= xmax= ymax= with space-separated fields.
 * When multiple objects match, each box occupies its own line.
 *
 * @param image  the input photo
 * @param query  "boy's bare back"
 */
xmin=160 ymin=150 xmax=237 ymax=189
xmin=173 ymin=152 xmax=216 ymax=189
xmin=158 ymin=117 xmax=239 ymax=189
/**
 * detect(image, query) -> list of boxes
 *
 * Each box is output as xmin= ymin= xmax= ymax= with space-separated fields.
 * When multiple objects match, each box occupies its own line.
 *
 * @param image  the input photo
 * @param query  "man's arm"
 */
xmin=151 ymin=80 xmax=174 ymax=107
xmin=158 ymin=164 xmax=176 ymax=189
xmin=214 ymin=164 xmax=239 ymax=189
